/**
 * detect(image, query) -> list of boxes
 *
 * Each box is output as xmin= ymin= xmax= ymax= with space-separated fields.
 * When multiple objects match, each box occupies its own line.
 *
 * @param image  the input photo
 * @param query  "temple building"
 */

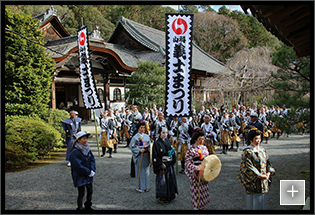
xmin=36 ymin=6 xmax=229 ymax=120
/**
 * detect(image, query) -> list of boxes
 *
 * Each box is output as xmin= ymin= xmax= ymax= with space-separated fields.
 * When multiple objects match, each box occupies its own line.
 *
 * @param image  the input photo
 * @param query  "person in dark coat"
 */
xmin=69 ymin=131 xmax=96 ymax=210
xmin=62 ymin=110 xmax=82 ymax=167
xmin=152 ymin=126 xmax=178 ymax=204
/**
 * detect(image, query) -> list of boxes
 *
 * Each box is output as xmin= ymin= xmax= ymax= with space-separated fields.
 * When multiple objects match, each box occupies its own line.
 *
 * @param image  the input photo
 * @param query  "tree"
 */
xmin=179 ymin=5 xmax=199 ymax=14
xmin=125 ymin=61 xmax=165 ymax=107
xmin=266 ymin=45 xmax=310 ymax=135
xmin=218 ymin=6 xmax=230 ymax=15
xmin=65 ymin=5 xmax=115 ymax=40
xmin=269 ymin=45 xmax=310 ymax=109
xmin=193 ymin=11 xmax=248 ymax=63
xmin=198 ymin=5 xmax=216 ymax=13
xmin=103 ymin=5 xmax=176 ymax=32
xmin=204 ymin=46 xmax=278 ymax=106
xmin=220 ymin=6 xmax=281 ymax=49
xmin=5 ymin=8 xmax=56 ymax=116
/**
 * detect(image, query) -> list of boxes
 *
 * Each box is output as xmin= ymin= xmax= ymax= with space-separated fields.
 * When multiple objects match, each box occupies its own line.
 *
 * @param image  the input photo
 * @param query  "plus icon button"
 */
xmin=287 ymin=185 xmax=299 ymax=197
xmin=280 ymin=180 xmax=305 ymax=205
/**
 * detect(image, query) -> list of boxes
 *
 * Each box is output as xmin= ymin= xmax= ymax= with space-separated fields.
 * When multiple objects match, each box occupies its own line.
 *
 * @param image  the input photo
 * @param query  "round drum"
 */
xmin=200 ymin=154 xmax=222 ymax=182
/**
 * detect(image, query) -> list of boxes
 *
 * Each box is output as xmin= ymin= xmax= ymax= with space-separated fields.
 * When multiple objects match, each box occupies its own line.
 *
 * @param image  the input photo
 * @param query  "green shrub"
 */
xmin=5 ymin=116 xmax=62 ymax=170
xmin=5 ymin=142 xmax=33 ymax=169
xmin=40 ymin=108 xmax=69 ymax=139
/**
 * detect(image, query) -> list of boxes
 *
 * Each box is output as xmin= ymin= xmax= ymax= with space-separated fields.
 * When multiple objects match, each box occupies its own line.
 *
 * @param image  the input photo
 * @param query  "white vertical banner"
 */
xmin=165 ymin=14 xmax=193 ymax=117
xmin=77 ymin=26 xmax=102 ymax=109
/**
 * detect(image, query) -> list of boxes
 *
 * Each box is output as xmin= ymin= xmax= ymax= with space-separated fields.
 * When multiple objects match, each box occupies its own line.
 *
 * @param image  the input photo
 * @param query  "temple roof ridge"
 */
xmin=111 ymin=16 xmax=229 ymax=75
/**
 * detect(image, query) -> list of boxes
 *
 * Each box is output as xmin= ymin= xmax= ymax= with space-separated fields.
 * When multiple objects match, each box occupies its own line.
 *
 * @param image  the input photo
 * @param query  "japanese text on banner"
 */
xmin=165 ymin=14 xmax=193 ymax=117
xmin=77 ymin=26 xmax=102 ymax=109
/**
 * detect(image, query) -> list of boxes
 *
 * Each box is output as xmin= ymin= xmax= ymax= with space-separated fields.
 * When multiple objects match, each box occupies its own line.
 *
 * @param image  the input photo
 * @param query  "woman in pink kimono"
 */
xmin=185 ymin=128 xmax=210 ymax=210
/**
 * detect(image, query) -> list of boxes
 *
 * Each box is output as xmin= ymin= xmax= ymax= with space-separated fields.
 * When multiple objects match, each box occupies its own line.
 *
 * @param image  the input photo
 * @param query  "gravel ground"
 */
xmin=5 ymin=126 xmax=311 ymax=211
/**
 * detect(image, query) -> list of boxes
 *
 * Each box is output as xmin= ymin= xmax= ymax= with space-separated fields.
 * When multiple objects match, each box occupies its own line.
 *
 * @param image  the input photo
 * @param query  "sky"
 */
xmin=162 ymin=5 xmax=245 ymax=13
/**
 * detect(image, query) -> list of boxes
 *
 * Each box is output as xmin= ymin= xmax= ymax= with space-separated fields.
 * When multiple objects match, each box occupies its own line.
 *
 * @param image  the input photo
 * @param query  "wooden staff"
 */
xmin=93 ymin=110 xmax=101 ymax=157
xmin=198 ymin=173 xmax=201 ymax=210
xmin=197 ymin=149 xmax=203 ymax=210
xmin=136 ymin=152 xmax=144 ymax=189
xmin=176 ymin=118 xmax=180 ymax=175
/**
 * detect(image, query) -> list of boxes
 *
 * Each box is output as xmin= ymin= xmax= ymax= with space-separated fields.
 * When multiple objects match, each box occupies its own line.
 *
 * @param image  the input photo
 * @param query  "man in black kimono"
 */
xmin=152 ymin=127 xmax=178 ymax=204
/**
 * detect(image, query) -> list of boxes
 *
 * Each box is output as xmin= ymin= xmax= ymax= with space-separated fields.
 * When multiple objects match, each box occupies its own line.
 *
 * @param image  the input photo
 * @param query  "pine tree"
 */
xmin=268 ymin=45 xmax=310 ymax=134
xmin=125 ymin=61 xmax=165 ymax=108
xmin=5 ymin=8 xmax=56 ymax=116
xmin=269 ymin=45 xmax=310 ymax=109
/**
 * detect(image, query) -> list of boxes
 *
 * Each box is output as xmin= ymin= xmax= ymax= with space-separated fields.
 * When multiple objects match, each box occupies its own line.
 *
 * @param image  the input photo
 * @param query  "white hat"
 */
xmin=250 ymin=112 xmax=258 ymax=117
xmin=76 ymin=131 xmax=90 ymax=139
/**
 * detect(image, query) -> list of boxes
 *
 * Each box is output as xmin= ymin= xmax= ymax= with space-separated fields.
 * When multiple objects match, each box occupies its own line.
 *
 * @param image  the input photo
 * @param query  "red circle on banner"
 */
xmin=172 ymin=18 xmax=188 ymax=35
xmin=79 ymin=32 xmax=86 ymax=46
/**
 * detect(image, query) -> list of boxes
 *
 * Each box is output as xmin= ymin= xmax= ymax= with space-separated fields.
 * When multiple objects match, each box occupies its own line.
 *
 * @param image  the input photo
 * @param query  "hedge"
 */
xmin=40 ymin=108 xmax=69 ymax=139
xmin=5 ymin=116 xmax=63 ymax=170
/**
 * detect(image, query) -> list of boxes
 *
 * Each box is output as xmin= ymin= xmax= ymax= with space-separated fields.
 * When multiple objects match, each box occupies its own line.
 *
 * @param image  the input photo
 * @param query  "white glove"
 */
xmin=88 ymin=170 xmax=95 ymax=177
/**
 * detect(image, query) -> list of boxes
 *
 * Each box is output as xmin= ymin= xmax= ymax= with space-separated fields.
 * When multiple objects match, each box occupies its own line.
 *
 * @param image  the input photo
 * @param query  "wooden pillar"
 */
xmin=103 ymin=74 xmax=109 ymax=110
xmin=103 ymin=79 xmax=107 ymax=112
xmin=51 ymin=78 xmax=56 ymax=109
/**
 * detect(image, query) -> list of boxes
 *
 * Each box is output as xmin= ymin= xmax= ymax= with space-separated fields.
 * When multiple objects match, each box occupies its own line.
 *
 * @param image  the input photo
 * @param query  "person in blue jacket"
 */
xmin=69 ymin=131 xmax=95 ymax=210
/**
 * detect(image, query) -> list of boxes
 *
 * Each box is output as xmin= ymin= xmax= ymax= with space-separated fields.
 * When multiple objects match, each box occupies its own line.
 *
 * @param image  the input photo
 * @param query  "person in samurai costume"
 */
xmin=219 ymin=111 xmax=234 ymax=154
xmin=178 ymin=117 xmax=193 ymax=173
xmin=151 ymin=112 xmax=167 ymax=141
xmin=62 ymin=110 xmax=82 ymax=167
xmin=142 ymin=107 xmax=151 ymax=135
xmin=130 ymin=121 xmax=151 ymax=193
xmin=114 ymin=109 xmax=123 ymax=145
xmin=99 ymin=111 xmax=115 ymax=158
xmin=209 ymin=114 xmax=220 ymax=149
xmin=150 ymin=104 xmax=158 ymax=121
xmin=198 ymin=106 xmax=206 ymax=126
xmin=259 ymin=107 xmax=271 ymax=144
xmin=108 ymin=110 xmax=119 ymax=153
xmin=201 ymin=115 xmax=217 ymax=155
xmin=168 ymin=116 xmax=179 ymax=149
xmin=228 ymin=111 xmax=241 ymax=152
xmin=131 ymin=106 xmax=143 ymax=137
xmin=247 ymin=112 xmax=264 ymax=145
xmin=152 ymin=126 xmax=178 ymax=204
xmin=123 ymin=109 xmax=134 ymax=148
xmin=185 ymin=128 xmax=210 ymax=210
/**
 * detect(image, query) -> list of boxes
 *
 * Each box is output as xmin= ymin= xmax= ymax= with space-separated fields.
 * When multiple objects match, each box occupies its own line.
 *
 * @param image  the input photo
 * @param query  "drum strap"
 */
xmin=193 ymin=157 xmax=204 ymax=166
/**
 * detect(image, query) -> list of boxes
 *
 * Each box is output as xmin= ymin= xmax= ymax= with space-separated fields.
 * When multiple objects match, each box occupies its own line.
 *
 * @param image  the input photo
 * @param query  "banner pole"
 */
xmin=176 ymin=117 xmax=180 ymax=175
xmin=94 ymin=110 xmax=101 ymax=158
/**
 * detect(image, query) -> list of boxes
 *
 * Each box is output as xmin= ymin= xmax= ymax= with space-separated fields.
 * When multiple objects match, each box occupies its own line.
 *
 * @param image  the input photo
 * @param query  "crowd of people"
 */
xmin=94 ymin=103 xmax=304 ymax=157
xmin=61 ymin=103 xmax=307 ymax=210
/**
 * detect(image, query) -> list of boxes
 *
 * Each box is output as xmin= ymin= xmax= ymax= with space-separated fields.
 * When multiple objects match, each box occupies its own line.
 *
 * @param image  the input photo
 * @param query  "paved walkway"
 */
xmin=5 ymin=127 xmax=311 ymax=210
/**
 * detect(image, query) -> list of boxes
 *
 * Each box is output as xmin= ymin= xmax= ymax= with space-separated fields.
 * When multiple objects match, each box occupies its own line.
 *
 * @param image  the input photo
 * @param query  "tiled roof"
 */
xmin=45 ymin=38 xmax=138 ymax=69
xmin=45 ymin=16 xmax=230 ymax=75
xmin=110 ymin=17 xmax=229 ymax=75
